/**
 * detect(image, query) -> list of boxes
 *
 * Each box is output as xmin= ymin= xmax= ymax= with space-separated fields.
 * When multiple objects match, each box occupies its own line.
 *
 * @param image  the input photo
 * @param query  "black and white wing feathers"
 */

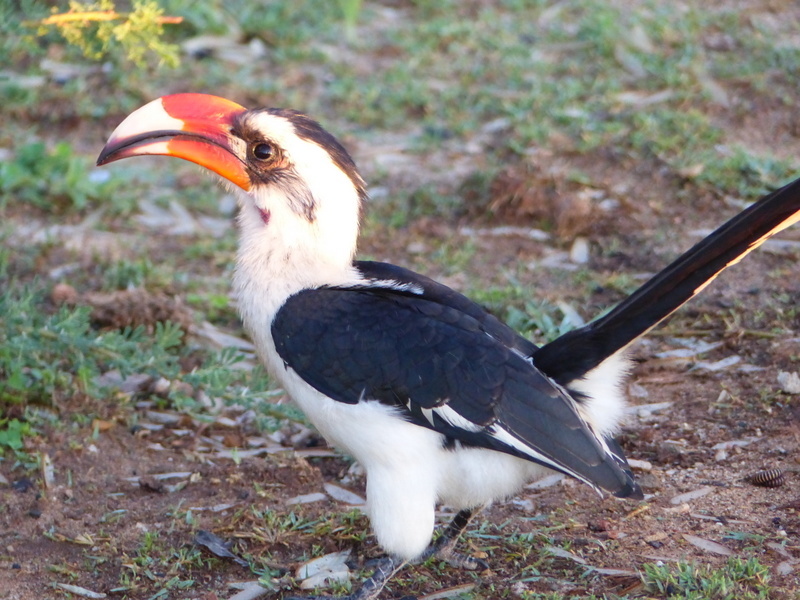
xmin=272 ymin=261 xmax=641 ymax=499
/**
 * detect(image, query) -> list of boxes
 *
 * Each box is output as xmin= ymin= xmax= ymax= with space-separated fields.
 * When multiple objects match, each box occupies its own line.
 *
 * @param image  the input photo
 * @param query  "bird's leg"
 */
xmin=287 ymin=511 xmax=483 ymax=600
xmin=287 ymin=555 xmax=407 ymax=600
xmin=419 ymin=508 xmax=488 ymax=571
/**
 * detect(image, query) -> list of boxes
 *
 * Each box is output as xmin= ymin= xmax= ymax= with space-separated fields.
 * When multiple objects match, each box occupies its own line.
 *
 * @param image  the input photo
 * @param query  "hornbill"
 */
xmin=98 ymin=93 xmax=800 ymax=599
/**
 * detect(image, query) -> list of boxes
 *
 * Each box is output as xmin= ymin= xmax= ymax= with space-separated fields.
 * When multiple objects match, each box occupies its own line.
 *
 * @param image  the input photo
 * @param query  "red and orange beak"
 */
xmin=97 ymin=93 xmax=251 ymax=191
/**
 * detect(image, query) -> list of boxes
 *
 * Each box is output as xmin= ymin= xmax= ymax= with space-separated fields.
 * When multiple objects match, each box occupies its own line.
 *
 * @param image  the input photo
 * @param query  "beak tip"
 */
xmin=96 ymin=141 xmax=120 ymax=167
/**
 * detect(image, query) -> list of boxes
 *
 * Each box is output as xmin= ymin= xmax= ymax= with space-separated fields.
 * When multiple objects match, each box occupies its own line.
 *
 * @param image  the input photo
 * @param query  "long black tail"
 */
xmin=534 ymin=176 xmax=800 ymax=386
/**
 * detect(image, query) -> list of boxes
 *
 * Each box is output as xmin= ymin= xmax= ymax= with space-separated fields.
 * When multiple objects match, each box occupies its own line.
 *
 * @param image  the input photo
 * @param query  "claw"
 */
xmin=286 ymin=556 xmax=406 ymax=600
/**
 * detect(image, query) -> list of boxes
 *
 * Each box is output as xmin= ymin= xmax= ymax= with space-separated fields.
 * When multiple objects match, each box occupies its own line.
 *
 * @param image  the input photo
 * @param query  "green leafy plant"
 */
xmin=36 ymin=0 xmax=182 ymax=68
xmin=644 ymin=557 xmax=772 ymax=600
xmin=0 ymin=141 xmax=111 ymax=212
xmin=0 ymin=286 xmax=183 ymax=406
xmin=0 ymin=418 xmax=33 ymax=454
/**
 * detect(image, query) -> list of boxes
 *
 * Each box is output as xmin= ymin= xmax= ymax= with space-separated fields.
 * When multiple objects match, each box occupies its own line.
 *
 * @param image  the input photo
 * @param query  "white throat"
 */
xmin=231 ymin=180 xmax=361 ymax=362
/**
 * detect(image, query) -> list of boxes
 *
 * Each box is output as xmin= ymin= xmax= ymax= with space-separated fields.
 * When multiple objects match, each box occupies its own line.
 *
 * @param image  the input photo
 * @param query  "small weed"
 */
xmin=694 ymin=147 xmax=797 ymax=198
xmin=182 ymin=237 xmax=237 ymax=264
xmin=643 ymin=556 xmax=771 ymax=599
xmin=0 ymin=286 xmax=183 ymax=406
xmin=0 ymin=418 xmax=32 ymax=454
xmin=47 ymin=562 xmax=80 ymax=580
xmin=0 ymin=142 xmax=115 ymax=213
xmin=102 ymin=258 xmax=155 ymax=290
xmin=505 ymin=301 xmax=579 ymax=343
xmin=406 ymin=184 xmax=467 ymax=221
xmin=185 ymin=292 xmax=236 ymax=324
xmin=724 ymin=530 xmax=768 ymax=551
xmin=469 ymin=284 xmax=581 ymax=343
xmin=172 ymin=0 xmax=341 ymax=58
xmin=116 ymin=530 xmax=200 ymax=595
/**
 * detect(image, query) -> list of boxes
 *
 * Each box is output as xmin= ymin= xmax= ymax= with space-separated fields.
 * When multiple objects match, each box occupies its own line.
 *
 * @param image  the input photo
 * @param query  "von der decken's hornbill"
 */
xmin=98 ymin=94 xmax=800 ymax=599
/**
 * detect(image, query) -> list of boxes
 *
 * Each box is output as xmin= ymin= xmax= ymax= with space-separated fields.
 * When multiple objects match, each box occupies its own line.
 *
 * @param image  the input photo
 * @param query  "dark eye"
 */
xmin=252 ymin=143 xmax=274 ymax=161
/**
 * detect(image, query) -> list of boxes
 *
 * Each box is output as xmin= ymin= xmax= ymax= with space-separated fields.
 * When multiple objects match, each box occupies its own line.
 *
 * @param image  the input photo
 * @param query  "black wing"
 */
xmin=272 ymin=266 xmax=640 ymax=498
xmin=356 ymin=261 xmax=539 ymax=358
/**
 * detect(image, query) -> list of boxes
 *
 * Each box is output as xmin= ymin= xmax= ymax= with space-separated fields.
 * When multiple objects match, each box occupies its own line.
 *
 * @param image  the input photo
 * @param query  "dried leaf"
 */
xmin=226 ymin=581 xmax=270 ymax=600
xmin=91 ymin=418 xmax=115 ymax=432
xmin=418 ymin=584 xmax=477 ymax=600
xmin=682 ymin=534 xmax=733 ymax=556
xmin=590 ymin=567 xmax=639 ymax=576
xmin=54 ymin=583 xmax=107 ymax=598
xmin=40 ymin=452 xmax=54 ymax=489
xmin=776 ymin=561 xmax=796 ymax=576
xmin=525 ymin=473 xmax=565 ymax=490
xmin=670 ymin=486 xmax=715 ymax=505
xmin=72 ymin=533 xmax=95 ymax=546
xmin=228 ymin=581 xmax=272 ymax=600
xmin=195 ymin=530 xmax=248 ymax=567
xmin=544 ymin=545 xmax=588 ymax=565
xmin=615 ymin=89 xmax=674 ymax=106
xmin=691 ymin=355 xmax=741 ymax=372
xmin=123 ymin=471 xmax=193 ymax=482
xmin=293 ymin=447 xmax=339 ymax=458
xmin=324 ymin=483 xmax=365 ymax=505
xmin=458 ymin=225 xmax=549 ymax=241
xmin=297 ymin=550 xmax=351 ymax=590
xmin=143 ymin=410 xmax=182 ymax=425
xmin=634 ymin=402 xmax=673 ymax=418
xmin=189 ymin=503 xmax=237 ymax=513
xmin=655 ymin=340 xmax=723 ymax=359
xmin=214 ymin=447 xmax=283 ymax=459
xmin=194 ymin=320 xmax=256 ymax=354
xmin=711 ymin=438 xmax=759 ymax=451
xmin=286 ymin=492 xmax=327 ymax=505
xmin=765 ymin=541 xmax=793 ymax=559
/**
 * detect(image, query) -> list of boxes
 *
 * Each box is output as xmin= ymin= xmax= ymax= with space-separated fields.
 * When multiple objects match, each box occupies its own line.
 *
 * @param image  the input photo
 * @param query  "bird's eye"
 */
xmin=252 ymin=143 xmax=274 ymax=161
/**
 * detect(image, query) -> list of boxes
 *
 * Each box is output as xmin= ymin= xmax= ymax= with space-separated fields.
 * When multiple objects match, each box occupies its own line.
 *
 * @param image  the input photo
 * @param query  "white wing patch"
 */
xmin=410 ymin=403 xmax=483 ymax=433
xmin=362 ymin=278 xmax=425 ymax=295
xmin=489 ymin=425 xmax=601 ymax=492
xmin=426 ymin=400 xmax=606 ymax=493
xmin=432 ymin=405 xmax=484 ymax=432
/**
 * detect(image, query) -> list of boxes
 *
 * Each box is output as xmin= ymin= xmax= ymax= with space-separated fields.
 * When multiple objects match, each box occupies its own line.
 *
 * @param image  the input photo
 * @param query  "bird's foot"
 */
xmin=430 ymin=547 xmax=488 ymax=571
xmin=417 ymin=508 xmax=489 ymax=571
xmin=285 ymin=556 xmax=406 ymax=600
xmin=419 ymin=539 xmax=489 ymax=571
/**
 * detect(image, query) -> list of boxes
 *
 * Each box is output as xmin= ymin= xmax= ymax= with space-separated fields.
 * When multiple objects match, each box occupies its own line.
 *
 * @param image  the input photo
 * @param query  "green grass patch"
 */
xmin=113 ymin=530 xmax=202 ymax=596
xmin=0 ymin=285 xmax=183 ymax=407
xmin=0 ymin=142 xmax=121 ymax=213
xmin=644 ymin=556 xmax=772 ymax=599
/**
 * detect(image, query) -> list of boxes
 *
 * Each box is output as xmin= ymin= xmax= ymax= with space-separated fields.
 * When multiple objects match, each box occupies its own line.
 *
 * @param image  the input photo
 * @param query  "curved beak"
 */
xmin=97 ymin=93 xmax=251 ymax=191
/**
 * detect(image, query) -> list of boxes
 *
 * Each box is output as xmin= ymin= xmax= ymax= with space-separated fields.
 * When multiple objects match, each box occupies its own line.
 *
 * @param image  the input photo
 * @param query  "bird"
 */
xmin=97 ymin=93 xmax=800 ymax=599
